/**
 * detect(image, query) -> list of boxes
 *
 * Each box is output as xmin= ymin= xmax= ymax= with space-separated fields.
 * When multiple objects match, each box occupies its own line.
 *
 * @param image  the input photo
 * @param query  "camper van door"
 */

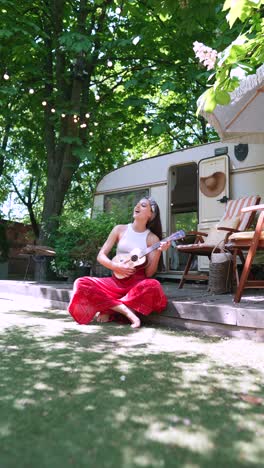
xmin=198 ymin=154 xmax=230 ymax=225
xmin=198 ymin=153 xmax=230 ymax=272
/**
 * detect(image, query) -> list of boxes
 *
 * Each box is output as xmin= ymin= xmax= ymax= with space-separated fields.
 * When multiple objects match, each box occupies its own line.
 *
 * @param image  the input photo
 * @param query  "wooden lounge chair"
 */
xmin=176 ymin=196 xmax=261 ymax=289
xmin=226 ymin=203 xmax=264 ymax=303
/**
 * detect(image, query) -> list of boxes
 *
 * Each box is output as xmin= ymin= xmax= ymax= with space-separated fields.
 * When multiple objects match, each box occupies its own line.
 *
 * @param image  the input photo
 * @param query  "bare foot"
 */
xmin=96 ymin=313 xmax=111 ymax=323
xmin=126 ymin=310 xmax=141 ymax=328
xmin=130 ymin=317 xmax=141 ymax=328
xmin=111 ymin=304 xmax=141 ymax=328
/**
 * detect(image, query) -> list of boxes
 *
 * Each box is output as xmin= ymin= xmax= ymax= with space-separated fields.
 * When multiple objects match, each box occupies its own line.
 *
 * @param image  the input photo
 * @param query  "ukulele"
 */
xmin=112 ymin=230 xmax=185 ymax=279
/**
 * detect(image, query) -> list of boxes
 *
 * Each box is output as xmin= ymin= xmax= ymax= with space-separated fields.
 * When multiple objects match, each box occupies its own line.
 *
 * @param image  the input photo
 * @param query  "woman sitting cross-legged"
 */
xmin=68 ymin=196 xmax=170 ymax=328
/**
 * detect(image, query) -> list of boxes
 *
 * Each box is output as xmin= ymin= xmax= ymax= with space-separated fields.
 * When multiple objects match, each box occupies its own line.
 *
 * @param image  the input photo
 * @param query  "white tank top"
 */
xmin=116 ymin=224 xmax=150 ymax=255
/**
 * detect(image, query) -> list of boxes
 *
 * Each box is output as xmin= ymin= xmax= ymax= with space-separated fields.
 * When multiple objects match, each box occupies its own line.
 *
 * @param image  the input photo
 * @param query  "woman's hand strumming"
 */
xmin=112 ymin=262 xmax=136 ymax=278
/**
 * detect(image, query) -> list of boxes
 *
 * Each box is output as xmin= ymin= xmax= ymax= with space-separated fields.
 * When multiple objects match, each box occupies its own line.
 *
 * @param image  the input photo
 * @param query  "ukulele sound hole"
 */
xmin=131 ymin=254 xmax=138 ymax=262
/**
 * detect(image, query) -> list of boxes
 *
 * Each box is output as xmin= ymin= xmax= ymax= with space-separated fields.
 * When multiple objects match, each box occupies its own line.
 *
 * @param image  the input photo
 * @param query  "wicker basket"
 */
xmin=208 ymin=249 xmax=233 ymax=295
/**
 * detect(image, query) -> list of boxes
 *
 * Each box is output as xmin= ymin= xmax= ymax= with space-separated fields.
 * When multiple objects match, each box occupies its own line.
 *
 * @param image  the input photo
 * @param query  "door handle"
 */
xmin=217 ymin=195 xmax=229 ymax=203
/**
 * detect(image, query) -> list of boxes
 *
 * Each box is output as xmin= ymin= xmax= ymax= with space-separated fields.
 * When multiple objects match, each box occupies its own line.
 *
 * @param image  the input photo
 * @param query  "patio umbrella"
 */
xmin=199 ymin=64 xmax=264 ymax=143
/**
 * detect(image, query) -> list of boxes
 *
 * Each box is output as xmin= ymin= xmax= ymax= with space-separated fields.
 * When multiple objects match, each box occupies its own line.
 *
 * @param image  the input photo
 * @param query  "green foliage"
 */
xmin=201 ymin=88 xmax=217 ymax=113
xmin=54 ymin=210 xmax=130 ymax=274
xmin=173 ymin=212 xmax=198 ymax=233
xmin=223 ymin=0 xmax=259 ymax=27
xmin=59 ymin=33 xmax=92 ymax=54
xmin=0 ymin=0 xmax=225 ymax=244
xmin=215 ymin=89 xmax=231 ymax=106
xmin=199 ymin=0 xmax=264 ymax=112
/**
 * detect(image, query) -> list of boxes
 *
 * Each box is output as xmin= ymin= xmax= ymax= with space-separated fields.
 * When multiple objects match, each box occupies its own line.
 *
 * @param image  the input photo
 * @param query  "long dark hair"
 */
xmin=145 ymin=196 xmax=163 ymax=240
xmin=145 ymin=196 xmax=164 ymax=271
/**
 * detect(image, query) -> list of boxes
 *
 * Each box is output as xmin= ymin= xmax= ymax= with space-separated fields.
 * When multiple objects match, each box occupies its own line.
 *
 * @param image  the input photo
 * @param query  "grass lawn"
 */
xmin=0 ymin=304 xmax=264 ymax=468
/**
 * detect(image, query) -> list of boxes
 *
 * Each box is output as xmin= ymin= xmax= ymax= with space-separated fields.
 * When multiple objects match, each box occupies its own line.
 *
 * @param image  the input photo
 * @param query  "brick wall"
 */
xmin=0 ymin=220 xmax=36 ymax=278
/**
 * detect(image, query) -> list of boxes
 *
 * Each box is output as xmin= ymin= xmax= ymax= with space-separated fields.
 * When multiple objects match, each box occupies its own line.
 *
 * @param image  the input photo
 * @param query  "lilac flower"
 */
xmin=193 ymin=41 xmax=218 ymax=71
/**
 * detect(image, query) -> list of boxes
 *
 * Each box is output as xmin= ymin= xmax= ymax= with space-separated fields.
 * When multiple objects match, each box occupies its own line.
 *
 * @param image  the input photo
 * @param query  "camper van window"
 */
xmin=104 ymin=189 xmax=149 ymax=222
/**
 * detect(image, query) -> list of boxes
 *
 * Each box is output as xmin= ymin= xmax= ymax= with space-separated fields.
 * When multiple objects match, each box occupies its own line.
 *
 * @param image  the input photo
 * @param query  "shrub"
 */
xmin=54 ymin=209 xmax=130 ymax=275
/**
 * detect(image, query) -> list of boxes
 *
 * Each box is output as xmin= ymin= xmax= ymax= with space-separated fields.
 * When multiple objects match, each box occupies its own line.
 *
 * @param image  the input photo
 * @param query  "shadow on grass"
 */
xmin=0 ymin=308 xmax=264 ymax=468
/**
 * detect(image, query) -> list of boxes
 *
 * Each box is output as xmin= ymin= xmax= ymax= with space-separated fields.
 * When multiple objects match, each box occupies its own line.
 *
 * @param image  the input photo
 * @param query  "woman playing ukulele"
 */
xmin=68 ymin=197 xmax=171 ymax=328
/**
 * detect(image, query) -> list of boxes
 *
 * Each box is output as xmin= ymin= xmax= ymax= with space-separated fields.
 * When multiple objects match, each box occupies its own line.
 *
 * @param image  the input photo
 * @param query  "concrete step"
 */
xmin=1 ymin=280 xmax=264 ymax=341
xmin=0 ymin=280 xmax=72 ymax=310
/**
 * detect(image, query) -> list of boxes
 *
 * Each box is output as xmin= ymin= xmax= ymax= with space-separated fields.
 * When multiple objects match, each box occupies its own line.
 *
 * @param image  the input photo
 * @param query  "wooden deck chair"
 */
xmin=177 ymin=195 xmax=261 ymax=289
xmin=226 ymin=203 xmax=264 ymax=303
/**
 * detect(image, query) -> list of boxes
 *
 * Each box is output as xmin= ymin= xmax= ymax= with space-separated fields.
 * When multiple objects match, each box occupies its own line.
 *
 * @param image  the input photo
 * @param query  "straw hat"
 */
xmin=200 ymin=171 xmax=226 ymax=198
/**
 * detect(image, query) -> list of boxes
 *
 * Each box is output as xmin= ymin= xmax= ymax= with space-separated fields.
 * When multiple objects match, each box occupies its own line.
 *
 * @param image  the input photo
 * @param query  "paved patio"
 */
xmin=1 ymin=279 xmax=264 ymax=341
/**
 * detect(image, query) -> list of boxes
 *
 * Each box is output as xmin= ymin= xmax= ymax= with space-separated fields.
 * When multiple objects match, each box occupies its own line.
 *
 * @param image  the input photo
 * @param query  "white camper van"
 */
xmin=93 ymin=141 xmax=264 ymax=277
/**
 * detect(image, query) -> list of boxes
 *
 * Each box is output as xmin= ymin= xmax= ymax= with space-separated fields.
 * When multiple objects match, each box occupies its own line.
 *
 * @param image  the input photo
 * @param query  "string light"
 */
xmin=8 ymin=73 xmax=108 ymax=135
xmin=115 ymin=7 xmax=121 ymax=14
xmin=107 ymin=148 xmax=111 ymax=152
xmin=107 ymin=60 xmax=113 ymax=67
xmin=132 ymin=36 xmax=140 ymax=46
xmin=143 ymin=127 xmax=147 ymax=132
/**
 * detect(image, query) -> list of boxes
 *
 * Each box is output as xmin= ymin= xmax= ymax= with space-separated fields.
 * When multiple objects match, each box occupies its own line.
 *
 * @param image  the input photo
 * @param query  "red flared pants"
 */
xmin=68 ymin=271 xmax=167 ymax=325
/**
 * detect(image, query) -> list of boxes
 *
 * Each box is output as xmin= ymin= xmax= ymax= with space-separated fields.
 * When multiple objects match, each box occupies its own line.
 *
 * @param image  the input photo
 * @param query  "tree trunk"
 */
xmin=37 ymin=0 xmax=109 ymax=280
xmin=0 ymin=119 xmax=11 ymax=176
xmin=39 ymin=151 xmax=77 ymax=244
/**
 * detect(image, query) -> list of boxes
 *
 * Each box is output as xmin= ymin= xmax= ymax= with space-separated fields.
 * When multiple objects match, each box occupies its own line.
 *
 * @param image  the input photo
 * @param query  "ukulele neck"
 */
xmin=138 ymin=231 xmax=184 ymax=259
